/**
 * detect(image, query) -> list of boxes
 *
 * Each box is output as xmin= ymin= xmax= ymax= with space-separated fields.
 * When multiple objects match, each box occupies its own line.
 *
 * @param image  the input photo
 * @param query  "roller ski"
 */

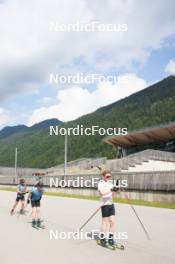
xmin=108 ymin=234 xmax=125 ymax=250
xmin=32 ymin=220 xmax=39 ymax=230
xmin=36 ymin=219 xmax=45 ymax=229
xmin=113 ymin=243 xmax=125 ymax=250
xmin=31 ymin=219 xmax=45 ymax=229
xmin=96 ymin=238 xmax=124 ymax=250
xmin=96 ymin=238 xmax=116 ymax=250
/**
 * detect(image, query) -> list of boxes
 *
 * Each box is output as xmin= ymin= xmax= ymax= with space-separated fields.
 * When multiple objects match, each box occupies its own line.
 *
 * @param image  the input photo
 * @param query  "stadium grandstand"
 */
xmin=101 ymin=122 xmax=175 ymax=173
xmin=104 ymin=122 xmax=175 ymax=157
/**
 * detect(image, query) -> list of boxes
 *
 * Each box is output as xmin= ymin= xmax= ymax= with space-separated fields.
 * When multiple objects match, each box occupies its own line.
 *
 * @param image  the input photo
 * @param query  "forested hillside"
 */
xmin=0 ymin=76 xmax=175 ymax=168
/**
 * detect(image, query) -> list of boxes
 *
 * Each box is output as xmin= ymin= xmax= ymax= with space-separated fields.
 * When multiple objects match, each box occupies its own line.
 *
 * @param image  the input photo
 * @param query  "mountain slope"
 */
xmin=0 ymin=119 xmax=62 ymax=140
xmin=30 ymin=118 xmax=63 ymax=131
xmin=0 ymin=76 xmax=175 ymax=168
xmin=0 ymin=125 xmax=28 ymax=139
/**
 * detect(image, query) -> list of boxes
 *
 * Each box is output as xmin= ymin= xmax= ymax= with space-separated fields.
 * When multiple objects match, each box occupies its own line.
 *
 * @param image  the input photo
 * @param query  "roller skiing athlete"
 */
xmin=97 ymin=170 xmax=124 ymax=250
xmin=10 ymin=178 xmax=28 ymax=215
xmin=27 ymin=181 xmax=45 ymax=229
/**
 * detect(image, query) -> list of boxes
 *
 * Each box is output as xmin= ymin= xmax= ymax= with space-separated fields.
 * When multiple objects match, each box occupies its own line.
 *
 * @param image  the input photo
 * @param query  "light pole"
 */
xmin=64 ymin=134 xmax=67 ymax=177
xmin=14 ymin=147 xmax=18 ymax=184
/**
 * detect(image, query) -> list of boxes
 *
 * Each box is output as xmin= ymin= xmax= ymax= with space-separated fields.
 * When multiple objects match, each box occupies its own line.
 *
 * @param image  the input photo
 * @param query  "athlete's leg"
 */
xmin=11 ymin=200 xmax=19 ymax=214
xmin=32 ymin=207 xmax=37 ymax=220
xmin=21 ymin=200 xmax=25 ymax=209
xmin=12 ymin=201 xmax=18 ymax=210
xmin=20 ymin=199 xmax=25 ymax=214
xmin=31 ymin=206 xmax=37 ymax=226
xmin=99 ymin=216 xmax=110 ymax=243
xmin=36 ymin=207 xmax=41 ymax=219
xmin=108 ymin=215 xmax=116 ymax=245
xmin=36 ymin=206 xmax=42 ymax=227
xmin=101 ymin=217 xmax=110 ymax=234
xmin=98 ymin=217 xmax=110 ymax=246
xmin=109 ymin=215 xmax=116 ymax=233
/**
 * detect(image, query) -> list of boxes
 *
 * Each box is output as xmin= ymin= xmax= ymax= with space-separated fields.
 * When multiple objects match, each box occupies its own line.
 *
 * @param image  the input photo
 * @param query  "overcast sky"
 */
xmin=0 ymin=0 xmax=175 ymax=128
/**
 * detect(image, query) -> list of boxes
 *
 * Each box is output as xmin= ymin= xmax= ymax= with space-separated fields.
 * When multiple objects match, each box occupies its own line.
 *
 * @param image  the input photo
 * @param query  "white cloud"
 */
xmin=38 ymin=96 xmax=55 ymax=105
xmin=28 ymin=73 xmax=147 ymax=125
xmin=0 ymin=0 xmax=175 ymax=102
xmin=0 ymin=108 xmax=10 ymax=127
xmin=165 ymin=59 xmax=175 ymax=75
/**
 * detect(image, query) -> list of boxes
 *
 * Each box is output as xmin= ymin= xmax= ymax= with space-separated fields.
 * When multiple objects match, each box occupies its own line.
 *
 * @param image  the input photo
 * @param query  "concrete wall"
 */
xmin=0 ymin=166 xmax=45 ymax=178
xmin=0 ymin=171 xmax=175 ymax=191
xmin=0 ymin=185 xmax=174 ymax=204
xmin=114 ymin=171 xmax=175 ymax=191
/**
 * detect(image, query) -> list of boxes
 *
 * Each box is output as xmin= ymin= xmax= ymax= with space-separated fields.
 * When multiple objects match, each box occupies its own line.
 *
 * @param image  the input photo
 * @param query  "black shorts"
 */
xmin=16 ymin=196 xmax=25 ymax=202
xmin=31 ymin=200 xmax=41 ymax=207
xmin=101 ymin=204 xmax=115 ymax=218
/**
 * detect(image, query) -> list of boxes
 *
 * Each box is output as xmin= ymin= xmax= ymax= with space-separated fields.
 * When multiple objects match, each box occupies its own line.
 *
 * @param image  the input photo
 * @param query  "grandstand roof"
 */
xmin=103 ymin=122 xmax=175 ymax=148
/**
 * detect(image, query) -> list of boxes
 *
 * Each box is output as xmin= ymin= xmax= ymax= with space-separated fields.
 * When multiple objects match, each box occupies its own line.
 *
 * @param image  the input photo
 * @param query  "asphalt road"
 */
xmin=0 ymin=190 xmax=175 ymax=264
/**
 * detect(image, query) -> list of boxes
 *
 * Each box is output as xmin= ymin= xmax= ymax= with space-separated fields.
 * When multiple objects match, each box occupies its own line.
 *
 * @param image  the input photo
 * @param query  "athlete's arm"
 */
xmin=27 ymin=191 xmax=32 ymax=203
xmin=17 ymin=187 xmax=25 ymax=194
xmin=17 ymin=186 xmax=26 ymax=195
xmin=99 ymin=189 xmax=112 ymax=196
xmin=25 ymin=187 xmax=29 ymax=193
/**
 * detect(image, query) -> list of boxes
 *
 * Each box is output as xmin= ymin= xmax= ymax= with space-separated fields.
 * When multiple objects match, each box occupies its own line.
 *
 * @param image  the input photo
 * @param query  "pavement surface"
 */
xmin=0 ymin=190 xmax=175 ymax=264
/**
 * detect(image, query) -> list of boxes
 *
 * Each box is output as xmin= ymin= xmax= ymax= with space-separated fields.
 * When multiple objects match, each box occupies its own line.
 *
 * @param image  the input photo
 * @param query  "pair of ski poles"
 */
xmin=78 ymin=168 xmax=151 ymax=241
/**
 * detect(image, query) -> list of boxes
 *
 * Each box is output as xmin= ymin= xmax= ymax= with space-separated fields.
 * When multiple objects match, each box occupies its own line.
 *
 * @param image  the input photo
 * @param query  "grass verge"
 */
xmin=0 ymin=186 xmax=175 ymax=209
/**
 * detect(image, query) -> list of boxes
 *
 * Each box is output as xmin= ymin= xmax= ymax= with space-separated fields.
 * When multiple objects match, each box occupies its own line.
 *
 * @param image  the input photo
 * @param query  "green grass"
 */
xmin=1 ymin=186 xmax=174 ymax=209
xmin=0 ymin=187 xmax=16 ymax=192
xmin=113 ymin=197 xmax=175 ymax=209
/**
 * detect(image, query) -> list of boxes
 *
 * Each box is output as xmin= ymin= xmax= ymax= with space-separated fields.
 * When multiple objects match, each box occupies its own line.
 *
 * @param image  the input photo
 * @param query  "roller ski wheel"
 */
xmin=114 ymin=244 xmax=125 ymax=250
xmin=108 ymin=240 xmax=125 ymax=250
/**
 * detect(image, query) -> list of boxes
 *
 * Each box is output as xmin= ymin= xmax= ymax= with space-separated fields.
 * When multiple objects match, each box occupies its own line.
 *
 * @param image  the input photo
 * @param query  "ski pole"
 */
xmin=122 ymin=190 xmax=151 ymax=240
xmin=78 ymin=165 xmax=104 ymax=231
xmin=79 ymin=205 xmax=101 ymax=231
xmin=78 ymin=199 xmax=110 ymax=231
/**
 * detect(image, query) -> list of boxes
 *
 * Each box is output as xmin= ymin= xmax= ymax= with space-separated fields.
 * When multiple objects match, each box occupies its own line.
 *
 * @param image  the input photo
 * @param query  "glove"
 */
xmin=111 ymin=186 xmax=119 ymax=192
